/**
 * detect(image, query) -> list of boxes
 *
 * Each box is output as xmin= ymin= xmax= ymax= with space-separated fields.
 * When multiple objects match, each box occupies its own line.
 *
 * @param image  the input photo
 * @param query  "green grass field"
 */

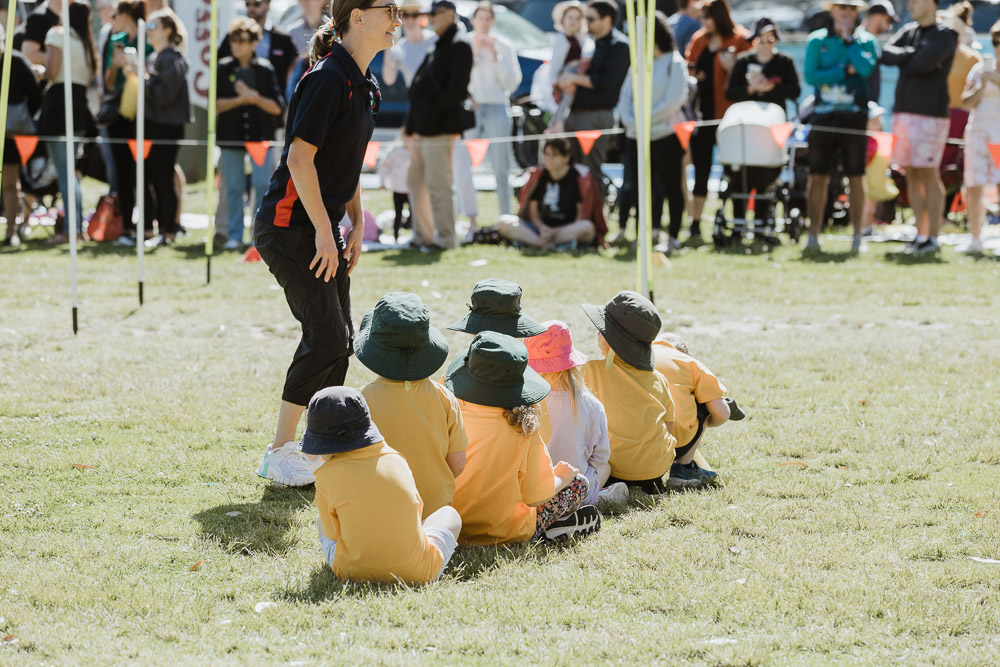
xmin=2 ymin=186 xmax=1000 ymax=664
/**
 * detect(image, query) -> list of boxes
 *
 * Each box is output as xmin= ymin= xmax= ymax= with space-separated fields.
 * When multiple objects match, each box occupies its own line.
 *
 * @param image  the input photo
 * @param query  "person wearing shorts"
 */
xmin=253 ymin=1 xmax=398 ymax=487
xmin=802 ymin=0 xmax=878 ymax=253
xmin=882 ymin=0 xmax=957 ymax=254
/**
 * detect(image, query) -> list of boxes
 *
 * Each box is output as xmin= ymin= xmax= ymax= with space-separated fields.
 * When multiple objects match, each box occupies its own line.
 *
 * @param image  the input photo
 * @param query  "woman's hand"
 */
xmin=310 ymin=225 xmax=340 ymax=282
xmin=344 ymin=222 xmax=364 ymax=275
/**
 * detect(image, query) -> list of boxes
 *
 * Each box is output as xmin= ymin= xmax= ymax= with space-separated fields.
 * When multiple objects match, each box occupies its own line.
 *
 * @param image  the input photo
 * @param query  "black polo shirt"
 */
xmin=254 ymin=43 xmax=380 ymax=236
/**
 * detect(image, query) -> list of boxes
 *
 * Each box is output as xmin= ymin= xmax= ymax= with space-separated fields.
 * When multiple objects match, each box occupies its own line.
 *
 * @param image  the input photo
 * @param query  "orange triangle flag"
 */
xmin=770 ymin=122 xmax=794 ymax=147
xmin=747 ymin=188 xmax=756 ymax=214
xmin=989 ymin=144 xmax=1000 ymax=169
xmin=874 ymin=132 xmax=896 ymax=158
xmin=465 ymin=138 xmax=490 ymax=167
xmin=243 ymin=245 xmax=262 ymax=262
xmin=950 ymin=189 xmax=966 ymax=214
xmin=363 ymin=141 xmax=380 ymax=168
xmin=244 ymin=141 xmax=270 ymax=167
xmin=13 ymin=135 xmax=38 ymax=167
xmin=575 ymin=129 xmax=602 ymax=156
xmin=128 ymin=139 xmax=153 ymax=161
xmin=673 ymin=121 xmax=696 ymax=151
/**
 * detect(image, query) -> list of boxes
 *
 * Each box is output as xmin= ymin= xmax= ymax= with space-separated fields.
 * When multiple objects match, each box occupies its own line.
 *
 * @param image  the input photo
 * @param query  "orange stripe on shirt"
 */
xmin=273 ymin=175 xmax=299 ymax=228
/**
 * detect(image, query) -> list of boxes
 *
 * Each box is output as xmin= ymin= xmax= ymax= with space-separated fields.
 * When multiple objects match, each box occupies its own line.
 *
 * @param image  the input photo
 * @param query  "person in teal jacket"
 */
xmin=802 ymin=0 xmax=878 ymax=254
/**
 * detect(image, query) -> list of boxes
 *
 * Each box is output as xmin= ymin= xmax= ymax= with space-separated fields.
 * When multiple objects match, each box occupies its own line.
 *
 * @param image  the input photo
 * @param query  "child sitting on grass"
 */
xmin=307 ymin=386 xmax=461 ymax=585
xmin=447 ymin=278 xmax=548 ymax=338
xmin=526 ymin=320 xmax=628 ymax=506
xmin=355 ymin=292 xmax=467 ymax=519
xmin=653 ymin=333 xmax=744 ymax=488
xmin=581 ymin=291 xmax=695 ymax=494
xmin=447 ymin=331 xmax=601 ymax=543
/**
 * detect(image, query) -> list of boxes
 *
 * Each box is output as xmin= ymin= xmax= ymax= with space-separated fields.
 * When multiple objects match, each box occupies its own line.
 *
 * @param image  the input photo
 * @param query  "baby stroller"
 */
xmin=712 ymin=101 xmax=788 ymax=248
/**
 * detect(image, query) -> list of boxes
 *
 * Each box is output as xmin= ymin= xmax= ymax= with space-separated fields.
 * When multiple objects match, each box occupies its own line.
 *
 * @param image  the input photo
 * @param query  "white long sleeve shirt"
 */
xmin=618 ymin=50 xmax=689 ymax=141
xmin=468 ymin=32 xmax=522 ymax=105
xmin=543 ymin=389 xmax=611 ymax=506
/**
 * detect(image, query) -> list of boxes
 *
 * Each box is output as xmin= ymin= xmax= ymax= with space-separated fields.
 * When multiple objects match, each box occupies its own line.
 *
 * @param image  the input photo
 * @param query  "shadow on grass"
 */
xmin=795 ymin=248 xmax=856 ymax=264
xmin=374 ymin=248 xmax=446 ymax=266
xmin=193 ymin=484 xmax=310 ymax=556
xmin=711 ymin=238 xmax=780 ymax=256
xmin=883 ymin=250 xmax=947 ymax=265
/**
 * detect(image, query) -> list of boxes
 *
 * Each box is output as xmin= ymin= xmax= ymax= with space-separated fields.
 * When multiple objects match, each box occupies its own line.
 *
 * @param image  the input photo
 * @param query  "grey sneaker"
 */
xmin=804 ymin=234 xmax=821 ymax=250
xmin=851 ymin=235 xmax=866 ymax=253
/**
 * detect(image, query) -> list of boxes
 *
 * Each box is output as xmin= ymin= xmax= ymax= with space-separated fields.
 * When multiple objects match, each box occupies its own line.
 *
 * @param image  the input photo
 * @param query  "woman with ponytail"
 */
xmin=253 ymin=0 xmax=400 ymax=487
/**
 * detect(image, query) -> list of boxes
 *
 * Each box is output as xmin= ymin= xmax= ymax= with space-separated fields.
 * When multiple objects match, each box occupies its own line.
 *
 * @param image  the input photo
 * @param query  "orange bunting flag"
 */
xmin=989 ymin=144 xmax=1000 ymax=169
xmin=243 ymin=246 xmax=262 ymax=262
xmin=874 ymin=132 xmax=896 ymax=158
xmin=950 ymin=189 xmax=966 ymax=214
xmin=769 ymin=122 xmax=794 ymax=147
xmin=673 ymin=121 xmax=696 ymax=151
xmin=244 ymin=141 xmax=270 ymax=167
xmin=363 ymin=141 xmax=380 ymax=168
xmin=747 ymin=188 xmax=757 ymax=213
xmin=13 ymin=135 xmax=38 ymax=167
xmin=128 ymin=139 xmax=153 ymax=161
xmin=465 ymin=138 xmax=490 ymax=167
xmin=575 ymin=129 xmax=603 ymax=155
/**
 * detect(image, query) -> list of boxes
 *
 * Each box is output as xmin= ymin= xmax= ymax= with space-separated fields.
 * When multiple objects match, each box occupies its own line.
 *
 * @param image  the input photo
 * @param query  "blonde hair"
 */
xmin=540 ymin=366 xmax=589 ymax=417
xmin=502 ymin=403 xmax=542 ymax=434
xmin=656 ymin=332 xmax=691 ymax=356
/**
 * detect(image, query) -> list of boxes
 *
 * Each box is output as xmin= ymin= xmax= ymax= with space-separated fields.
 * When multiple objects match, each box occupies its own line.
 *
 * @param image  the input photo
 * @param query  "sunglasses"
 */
xmin=993 ymin=37 xmax=1000 ymax=46
xmin=229 ymin=36 xmax=254 ymax=44
xmin=362 ymin=3 xmax=402 ymax=21
xmin=401 ymin=11 xmax=421 ymax=18
xmin=585 ymin=15 xmax=600 ymax=22
xmin=759 ymin=35 xmax=777 ymax=44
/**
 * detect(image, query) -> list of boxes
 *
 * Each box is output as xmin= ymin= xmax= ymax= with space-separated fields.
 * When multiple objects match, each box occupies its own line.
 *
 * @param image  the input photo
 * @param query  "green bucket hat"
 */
xmin=354 ymin=292 xmax=450 ymax=381
xmin=444 ymin=331 xmax=550 ymax=408
xmin=447 ymin=279 xmax=548 ymax=338
xmin=582 ymin=291 xmax=661 ymax=371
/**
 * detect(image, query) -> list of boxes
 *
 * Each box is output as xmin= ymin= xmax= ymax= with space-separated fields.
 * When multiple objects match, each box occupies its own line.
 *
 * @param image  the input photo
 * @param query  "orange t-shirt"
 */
xmin=451 ymin=401 xmax=556 ymax=545
xmin=314 ymin=442 xmax=444 ymax=584
xmin=652 ymin=340 xmax=727 ymax=449
xmin=583 ymin=353 xmax=677 ymax=480
xmin=361 ymin=377 xmax=467 ymax=518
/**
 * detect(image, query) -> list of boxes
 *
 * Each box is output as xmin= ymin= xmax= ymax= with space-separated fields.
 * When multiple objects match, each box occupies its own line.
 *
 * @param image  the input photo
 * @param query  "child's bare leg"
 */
xmin=272 ymin=400 xmax=305 ymax=449
xmin=497 ymin=215 xmax=545 ymax=246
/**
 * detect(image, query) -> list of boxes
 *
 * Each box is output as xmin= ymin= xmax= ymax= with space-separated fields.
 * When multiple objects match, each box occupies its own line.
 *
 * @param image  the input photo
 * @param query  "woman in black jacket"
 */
xmin=144 ymin=8 xmax=191 ymax=245
xmin=1 ymin=28 xmax=43 ymax=247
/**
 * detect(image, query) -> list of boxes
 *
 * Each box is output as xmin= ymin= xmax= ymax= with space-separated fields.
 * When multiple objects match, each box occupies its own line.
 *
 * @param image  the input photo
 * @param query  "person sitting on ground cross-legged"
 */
xmin=496 ymin=138 xmax=607 ymax=250
xmin=581 ymin=291 xmax=689 ymax=495
xmin=653 ymin=332 xmax=744 ymax=489
xmin=355 ymin=292 xmax=467 ymax=519
xmin=308 ymin=386 xmax=462 ymax=585
xmin=447 ymin=279 xmax=548 ymax=338
xmin=447 ymin=331 xmax=601 ymax=544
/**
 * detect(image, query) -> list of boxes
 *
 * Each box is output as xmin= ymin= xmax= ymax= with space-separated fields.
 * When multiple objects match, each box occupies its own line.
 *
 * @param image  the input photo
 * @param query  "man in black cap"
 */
xmin=406 ymin=0 xmax=474 ymax=249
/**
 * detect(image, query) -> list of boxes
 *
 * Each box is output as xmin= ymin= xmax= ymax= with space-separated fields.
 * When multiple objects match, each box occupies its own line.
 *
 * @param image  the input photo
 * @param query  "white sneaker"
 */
xmin=256 ymin=442 xmax=320 ymax=486
xmin=222 ymin=239 xmax=243 ymax=250
xmin=958 ymin=239 xmax=983 ymax=254
xmin=597 ymin=482 xmax=630 ymax=506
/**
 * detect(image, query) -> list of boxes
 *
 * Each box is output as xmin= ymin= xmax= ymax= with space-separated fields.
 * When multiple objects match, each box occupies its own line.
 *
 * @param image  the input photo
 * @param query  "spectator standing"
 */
xmin=40 ymin=1 xmax=97 ymax=245
xmin=618 ymin=11 xmax=689 ymax=249
xmin=103 ymin=0 xmax=153 ymax=245
xmin=143 ymin=8 xmax=191 ymax=246
xmin=96 ymin=0 xmax=119 ymax=194
xmin=287 ymin=0 xmax=327 ymax=55
xmin=405 ymin=0 xmax=473 ymax=249
xmin=15 ymin=0 xmax=62 ymax=67
xmin=217 ymin=18 xmax=285 ymax=250
xmin=1 ymin=28 xmax=42 ymax=247
xmin=863 ymin=0 xmax=898 ymax=105
xmin=725 ymin=17 xmax=800 ymax=224
xmin=558 ymin=0 xmax=630 ymax=201
xmin=219 ymin=0 xmax=298 ymax=90
xmin=882 ymin=0 xmax=957 ymax=255
xmin=468 ymin=1 xmax=521 ymax=218
xmin=382 ymin=0 xmax=436 ymax=88
xmin=668 ymin=0 xmax=701 ymax=55
xmin=957 ymin=21 xmax=1000 ymax=254
xmin=684 ymin=0 xmax=750 ymax=239
xmin=940 ymin=8 xmax=981 ymax=217
xmin=548 ymin=0 xmax=593 ymax=132
xmin=802 ymin=0 xmax=877 ymax=253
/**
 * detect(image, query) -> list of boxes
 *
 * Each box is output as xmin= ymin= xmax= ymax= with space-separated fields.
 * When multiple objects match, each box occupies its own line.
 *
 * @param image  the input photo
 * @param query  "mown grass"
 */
xmin=2 ymin=187 xmax=1000 ymax=664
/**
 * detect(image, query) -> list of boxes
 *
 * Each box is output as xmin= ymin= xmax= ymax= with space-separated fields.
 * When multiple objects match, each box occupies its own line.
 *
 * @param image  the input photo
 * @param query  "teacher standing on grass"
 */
xmin=253 ymin=0 xmax=399 ymax=487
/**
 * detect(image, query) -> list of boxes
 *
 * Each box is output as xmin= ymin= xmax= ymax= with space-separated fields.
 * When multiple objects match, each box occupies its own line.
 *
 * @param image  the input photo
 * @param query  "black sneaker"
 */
xmin=544 ymin=505 xmax=601 ymax=541
xmin=669 ymin=461 xmax=717 ymax=489
xmin=913 ymin=238 xmax=941 ymax=255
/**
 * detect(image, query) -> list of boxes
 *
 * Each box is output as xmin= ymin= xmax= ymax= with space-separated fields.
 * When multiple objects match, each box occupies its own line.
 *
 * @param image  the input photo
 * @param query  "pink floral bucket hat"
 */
xmin=524 ymin=320 xmax=588 ymax=373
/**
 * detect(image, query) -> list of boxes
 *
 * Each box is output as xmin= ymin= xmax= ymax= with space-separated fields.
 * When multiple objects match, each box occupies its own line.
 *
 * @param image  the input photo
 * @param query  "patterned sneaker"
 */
xmin=597 ymin=482 xmax=630 ymax=507
xmin=544 ymin=505 xmax=601 ymax=541
xmin=667 ymin=461 xmax=716 ymax=489
xmin=256 ymin=442 xmax=321 ymax=486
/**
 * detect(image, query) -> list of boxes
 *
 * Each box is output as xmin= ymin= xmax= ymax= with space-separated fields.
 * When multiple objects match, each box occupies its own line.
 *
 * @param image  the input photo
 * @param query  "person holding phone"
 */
xmin=253 ymin=0 xmax=398 ymax=487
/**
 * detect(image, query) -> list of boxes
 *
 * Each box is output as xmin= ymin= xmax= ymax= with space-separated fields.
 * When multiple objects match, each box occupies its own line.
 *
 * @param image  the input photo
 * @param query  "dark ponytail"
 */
xmin=308 ymin=22 xmax=338 ymax=65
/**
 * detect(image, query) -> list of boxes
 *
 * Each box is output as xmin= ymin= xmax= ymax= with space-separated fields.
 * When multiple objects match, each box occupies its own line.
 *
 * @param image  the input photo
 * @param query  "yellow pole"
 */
xmin=643 ymin=0 xmax=655 ymax=301
xmin=0 ymin=0 xmax=18 ymax=176
xmin=624 ymin=0 xmax=642 ymax=294
xmin=205 ymin=0 xmax=219 ymax=283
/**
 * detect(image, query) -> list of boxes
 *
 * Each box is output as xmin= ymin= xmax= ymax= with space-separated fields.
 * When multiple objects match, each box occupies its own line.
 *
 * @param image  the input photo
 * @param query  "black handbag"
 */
xmin=97 ymin=89 xmax=123 ymax=126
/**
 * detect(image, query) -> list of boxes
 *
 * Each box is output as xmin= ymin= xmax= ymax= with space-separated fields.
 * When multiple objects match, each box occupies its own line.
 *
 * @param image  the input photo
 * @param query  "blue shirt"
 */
xmin=668 ymin=13 xmax=700 ymax=55
xmin=804 ymin=28 xmax=878 ymax=116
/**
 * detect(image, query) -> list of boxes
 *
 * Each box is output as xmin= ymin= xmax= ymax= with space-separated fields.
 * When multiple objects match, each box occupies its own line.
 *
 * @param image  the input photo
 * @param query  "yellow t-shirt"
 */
xmin=948 ymin=44 xmax=982 ymax=109
xmin=582 ymin=354 xmax=676 ymax=480
xmin=451 ymin=401 xmax=556 ymax=545
xmin=361 ymin=377 xmax=467 ymax=518
xmin=652 ymin=340 xmax=727 ymax=449
xmin=314 ymin=442 xmax=444 ymax=584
